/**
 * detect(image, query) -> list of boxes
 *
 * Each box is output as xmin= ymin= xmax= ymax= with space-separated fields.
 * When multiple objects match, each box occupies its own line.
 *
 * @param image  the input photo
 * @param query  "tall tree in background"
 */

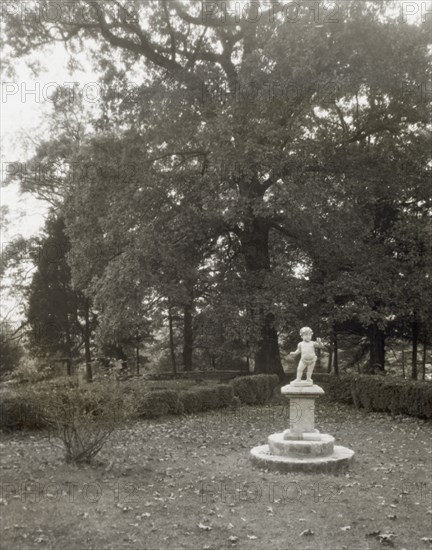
xmin=4 ymin=1 xmax=431 ymax=376
xmin=26 ymin=216 xmax=96 ymax=380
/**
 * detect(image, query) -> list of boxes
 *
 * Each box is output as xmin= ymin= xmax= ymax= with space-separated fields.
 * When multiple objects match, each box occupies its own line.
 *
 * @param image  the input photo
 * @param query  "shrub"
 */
xmin=22 ymin=381 xmax=135 ymax=463
xmin=322 ymin=376 xmax=353 ymax=404
xmin=179 ymin=389 xmax=204 ymax=414
xmin=216 ymin=384 xmax=235 ymax=406
xmin=11 ymin=357 xmax=54 ymax=384
xmin=322 ymin=374 xmax=432 ymax=419
xmin=0 ymin=393 xmax=45 ymax=431
xmin=231 ymin=374 xmax=279 ymax=405
xmin=231 ymin=377 xmax=257 ymax=404
xmin=179 ymin=385 xmax=233 ymax=413
xmin=231 ymin=396 xmax=242 ymax=409
xmin=254 ymin=374 xmax=280 ymax=404
xmin=138 ymin=389 xmax=183 ymax=418
xmin=146 ymin=379 xmax=199 ymax=392
xmin=196 ymin=386 xmax=220 ymax=410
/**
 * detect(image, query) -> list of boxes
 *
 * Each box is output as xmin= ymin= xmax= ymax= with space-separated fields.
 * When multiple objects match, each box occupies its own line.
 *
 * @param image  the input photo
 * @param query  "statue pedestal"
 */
xmin=250 ymin=381 xmax=354 ymax=474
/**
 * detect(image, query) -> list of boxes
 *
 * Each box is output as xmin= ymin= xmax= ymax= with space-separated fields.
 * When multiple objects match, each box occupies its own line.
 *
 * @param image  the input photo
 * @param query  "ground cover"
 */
xmin=1 ymin=400 xmax=431 ymax=549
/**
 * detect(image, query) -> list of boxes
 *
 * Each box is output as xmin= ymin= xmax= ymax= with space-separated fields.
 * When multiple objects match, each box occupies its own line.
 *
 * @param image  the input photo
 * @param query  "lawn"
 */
xmin=1 ymin=399 xmax=431 ymax=550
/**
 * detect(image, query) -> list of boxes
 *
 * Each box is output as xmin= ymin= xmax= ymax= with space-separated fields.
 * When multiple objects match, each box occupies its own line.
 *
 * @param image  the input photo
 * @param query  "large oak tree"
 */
xmin=5 ymin=1 xmax=431 ymax=376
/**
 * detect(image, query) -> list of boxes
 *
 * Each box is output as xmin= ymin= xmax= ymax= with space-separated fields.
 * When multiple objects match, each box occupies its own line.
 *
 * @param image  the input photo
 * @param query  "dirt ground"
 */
xmin=1 ymin=399 xmax=431 ymax=550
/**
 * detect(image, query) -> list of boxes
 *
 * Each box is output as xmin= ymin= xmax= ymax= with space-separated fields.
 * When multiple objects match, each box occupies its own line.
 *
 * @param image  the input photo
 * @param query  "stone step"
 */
xmin=250 ymin=444 xmax=355 ymax=474
xmin=268 ymin=432 xmax=335 ymax=458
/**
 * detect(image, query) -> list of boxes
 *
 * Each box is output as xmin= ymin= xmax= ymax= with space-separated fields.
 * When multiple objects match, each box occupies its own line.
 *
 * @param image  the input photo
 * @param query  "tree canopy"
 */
xmin=4 ymin=1 xmax=431 ymax=377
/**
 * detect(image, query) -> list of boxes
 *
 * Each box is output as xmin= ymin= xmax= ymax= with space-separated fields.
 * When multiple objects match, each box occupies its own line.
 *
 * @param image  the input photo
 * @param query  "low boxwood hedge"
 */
xmin=322 ymin=374 xmax=432 ymax=419
xmin=231 ymin=374 xmax=279 ymax=405
xmin=1 ymin=395 xmax=45 ymax=431
xmin=138 ymin=389 xmax=184 ymax=418
xmin=1 ymin=373 xmax=281 ymax=431
xmin=179 ymin=384 xmax=235 ymax=414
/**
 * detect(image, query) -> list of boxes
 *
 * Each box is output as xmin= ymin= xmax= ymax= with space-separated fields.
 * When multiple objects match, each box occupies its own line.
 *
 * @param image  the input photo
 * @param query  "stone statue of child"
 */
xmin=290 ymin=327 xmax=324 ymax=383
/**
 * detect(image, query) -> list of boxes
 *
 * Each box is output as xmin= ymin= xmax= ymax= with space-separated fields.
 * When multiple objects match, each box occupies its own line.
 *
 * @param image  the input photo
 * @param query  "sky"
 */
xmin=1 ymin=50 xmax=94 ymax=241
xmin=1 ymin=46 xmax=94 ymax=323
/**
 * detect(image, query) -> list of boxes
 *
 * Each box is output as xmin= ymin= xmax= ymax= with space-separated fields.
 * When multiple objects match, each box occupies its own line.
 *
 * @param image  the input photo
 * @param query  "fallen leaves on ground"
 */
xmin=1 ymin=400 xmax=431 ymax=549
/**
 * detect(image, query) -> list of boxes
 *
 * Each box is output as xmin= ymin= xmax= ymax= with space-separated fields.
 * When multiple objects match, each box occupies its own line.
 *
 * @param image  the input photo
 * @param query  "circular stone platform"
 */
xmin=268 ymin=432 xmax=335 ymax=458
xmin=250 ymin=443 xmax=354 ymax=474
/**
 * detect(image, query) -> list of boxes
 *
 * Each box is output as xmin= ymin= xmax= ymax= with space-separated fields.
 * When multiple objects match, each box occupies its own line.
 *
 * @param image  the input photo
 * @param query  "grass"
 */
xmin=1 ymin=399 xmax=431 ymax=549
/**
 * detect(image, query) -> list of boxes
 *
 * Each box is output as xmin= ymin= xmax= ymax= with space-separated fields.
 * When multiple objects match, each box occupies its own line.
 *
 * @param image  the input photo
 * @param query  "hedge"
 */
xmin=1 ymin=374 xmax=280 ymax=431
xmin=231 ymin=374 xmax=279 ymax=405
xmin=137 ymin=389 xmax=184 ymax=418
xmin=1 ymin=395 xmax=45 ymax=431
xmin=0 ymin=379 xmax=127 ymax=431
xmin=179 ymin=384 xmax=234 ymax=414
xmin=322 ymin=374 xmax=432 ymax=419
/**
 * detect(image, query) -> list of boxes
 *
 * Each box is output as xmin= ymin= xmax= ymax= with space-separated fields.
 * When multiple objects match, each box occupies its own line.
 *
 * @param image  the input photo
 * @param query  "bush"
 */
xmin=231 ymin=377 xmax=257 ymax=405
xmin=231 ymin=374 xmax=279 ymax=405
xmin=179 ymin=389 xmax=204 ymax=414
xmin=1 ymin=377 xmax=84 ymax=432
xmin=138 ymin=389 xmax=183 ymax=418
xmin=11 ymin=357 xmax=54 ymax=384
xmin=145 ymin=379 xmax=201 ymax=392
xmin=322 ymin=374 xmax=432 ymax=419
xmin=22 ymin=381 xmax=135 ymax=463
xmin=0 ymin=393 xmax=45 ymax=431
xmin=1 ymin=378 xmax=236 ymax=431
xmin=179 ymin=385 xmax=234 ymax=413
xmin=254 ymin=374 xmax=280 ymax=404
xmin=216 ymin=384 xmax=235 ymax=406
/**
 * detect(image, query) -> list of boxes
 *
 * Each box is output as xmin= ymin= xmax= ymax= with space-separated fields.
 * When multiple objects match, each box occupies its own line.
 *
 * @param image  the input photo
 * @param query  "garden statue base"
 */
xmin=250 ymin=381 xmax=354 ymax=474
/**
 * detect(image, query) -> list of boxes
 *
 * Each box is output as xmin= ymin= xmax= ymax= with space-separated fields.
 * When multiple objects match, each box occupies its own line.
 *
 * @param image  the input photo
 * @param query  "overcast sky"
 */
xmin=1 ymin=48 xmax=95 ymax=241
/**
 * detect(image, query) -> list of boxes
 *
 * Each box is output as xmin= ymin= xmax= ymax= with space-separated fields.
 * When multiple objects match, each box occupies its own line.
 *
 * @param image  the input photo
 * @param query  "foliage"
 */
xmin=0 ymin=325 xmax=24 ymax=377
xmin=179 ymin=386 xmax=219 ymax=413
xmin=11 ymin=356 xmax=54 ymax=383
xmin=136 ymin=389 xmax=184 ymax=419
xmin=323 ymin=374 xmax=432 ymax=419
xmin=26 ymin=216 xmax=96 ymax=364
xmin=4 ymin=1 xmax=431 ymax=375
xmin=231 ymin=374 xmax=279 ymax=405
xmin=0 ymin=393 xmax=46 ymax=432
xmin=216 ymin=384 xmax=235 ymax=406
xmin=1 ymin=378 xmax=242 ymax=432
xmin=21 ymin=380 xmax=135 ymax=463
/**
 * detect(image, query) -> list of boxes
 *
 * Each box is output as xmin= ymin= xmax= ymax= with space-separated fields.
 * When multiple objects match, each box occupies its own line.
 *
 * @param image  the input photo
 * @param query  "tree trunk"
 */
xmin=411 ymin=319 xmax=419 ymax=380
xmin=422 ymin=333 xmax=427 ymax=381
xmin=254 ymin=313 xmax=284 ymax=378
xmin=368 ymin=323 xmax=385 ymax=373
xmin=333 ymin=331 xmax=339 ymax=376
xmin=241 ymin=214 xmax=284 ymax=379
xmin=327 ymin=346 xmax=333 ymax=374
xmin=182 ymin=302 xmax=193 ymax=371
xmin=135 ymin=344 xmax=140 ymax=376
xmin=316 ymin=346 xmax=322 ymax=370
xmin=168 ymin=306 xmax=177 ymax=374
xmin=84 ymin=299 xmax=93 ymax=382
xmin=64 ymin=321 xmax=73 ymax=376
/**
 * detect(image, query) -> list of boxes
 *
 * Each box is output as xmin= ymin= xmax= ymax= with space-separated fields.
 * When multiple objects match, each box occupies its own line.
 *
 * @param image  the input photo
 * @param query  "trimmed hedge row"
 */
xmin=0 ymin=396 xmax=45 ymax=431
xmin=0 ymin=374 xmax=280 ymax=430
xmin=231 ymin=374 xmax=280 ymax=405
xmin=322 ymin=374 xmax=432 ymax=419
xmin=138 ymin=389 xmax=184 ymax=418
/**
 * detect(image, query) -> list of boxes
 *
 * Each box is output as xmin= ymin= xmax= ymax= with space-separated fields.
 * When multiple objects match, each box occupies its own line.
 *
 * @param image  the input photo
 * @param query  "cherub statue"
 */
xmin=290 ymin=327 xmax=324 ymax=383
